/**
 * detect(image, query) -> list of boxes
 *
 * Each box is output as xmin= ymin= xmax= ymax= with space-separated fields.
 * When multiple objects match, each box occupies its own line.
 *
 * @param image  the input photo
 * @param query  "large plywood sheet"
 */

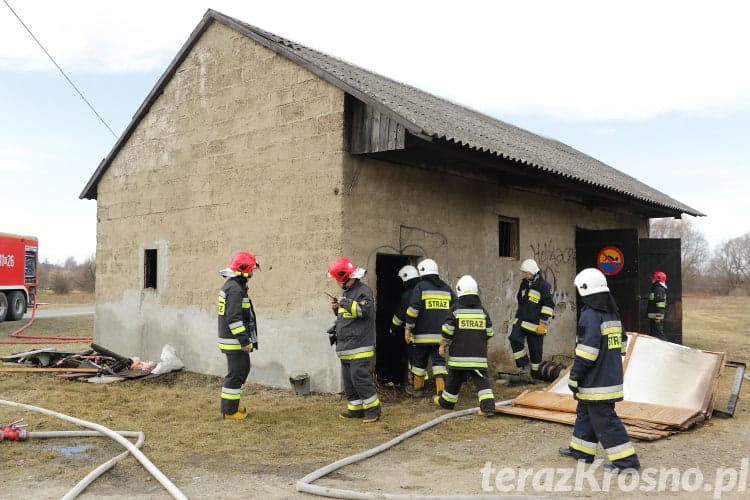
xmin=503 ymin=333 xmax=725 ymax=438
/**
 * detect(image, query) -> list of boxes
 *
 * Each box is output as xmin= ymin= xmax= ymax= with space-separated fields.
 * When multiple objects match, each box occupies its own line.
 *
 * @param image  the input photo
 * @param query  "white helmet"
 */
xmin=520 ymin=259 xmax=539 ymax=274
xmin=417 ymin=258 xmax=439 ymax=276
xmin=574 ymin=268 xmax=609 ymax=296
xmin=397 ymin=265 xmax=419 ymax=283
xmin=456 ymin=275 xmax=478 ymax=297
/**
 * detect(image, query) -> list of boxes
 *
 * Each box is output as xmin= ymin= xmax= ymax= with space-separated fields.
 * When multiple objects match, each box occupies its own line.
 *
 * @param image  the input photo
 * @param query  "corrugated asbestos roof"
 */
xmin=80 ymin=9 xmax=703 ymax=217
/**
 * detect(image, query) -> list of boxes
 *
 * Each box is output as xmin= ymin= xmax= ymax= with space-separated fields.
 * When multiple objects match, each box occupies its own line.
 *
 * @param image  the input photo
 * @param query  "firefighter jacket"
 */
xmin=514 ymin=273 xmax=555 ymax=333
xmin=218 ymin=276 xmax=258 ymax=353
xmin=391 ymin=278 xmax=420 ymax=331
xmin=569 ymin=302 xmax=624 ymax=404
xmin=333 ymin=280 xmax=376 ymax=361
xmin=647 ymin=282 xmax=667 ymax=321
xmin=405 ymin=276 xmax=456 ymax=345
xmin=441 ymin=295 xmax=494 ymax=370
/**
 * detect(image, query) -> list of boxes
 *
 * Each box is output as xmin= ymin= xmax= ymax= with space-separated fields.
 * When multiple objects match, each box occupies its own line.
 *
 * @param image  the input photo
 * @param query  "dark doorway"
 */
xmin=638 ymin=238 xmax=682 ymax=344
xmin=374 ymin=253 xmax=415 ymax=385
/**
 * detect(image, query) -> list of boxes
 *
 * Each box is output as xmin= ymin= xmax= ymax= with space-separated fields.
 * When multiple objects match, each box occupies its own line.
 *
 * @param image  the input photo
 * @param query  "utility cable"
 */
xmin=2 ymin=0 xmax=118 ymax=139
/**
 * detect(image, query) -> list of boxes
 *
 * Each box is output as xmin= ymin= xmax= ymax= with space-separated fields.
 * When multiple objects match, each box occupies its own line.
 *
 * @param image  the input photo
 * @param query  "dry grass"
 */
xmin=1 ymin=294 xmax=748 ymax=490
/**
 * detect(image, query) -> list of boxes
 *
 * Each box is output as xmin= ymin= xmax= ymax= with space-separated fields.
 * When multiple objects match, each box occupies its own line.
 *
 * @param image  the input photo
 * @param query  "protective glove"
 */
xmin=438 ymin=344 xmax=446 ymax=358
xmin=326 ymin=325 xmax=337 ymax=346
xmin=404 ymin=327 xmax=412 ymax=344
xmin=536 ymin=323 xmax=548 ymax=336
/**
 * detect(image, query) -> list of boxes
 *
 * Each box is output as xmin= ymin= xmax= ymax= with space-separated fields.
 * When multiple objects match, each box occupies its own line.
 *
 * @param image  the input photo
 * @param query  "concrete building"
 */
xmin=80 ymin=10 xmax=702 ymax=392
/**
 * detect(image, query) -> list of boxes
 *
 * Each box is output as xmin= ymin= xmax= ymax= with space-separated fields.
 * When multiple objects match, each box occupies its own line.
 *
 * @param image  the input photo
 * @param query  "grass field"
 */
xmin=1 ymin=293 xmax=748 ymax=497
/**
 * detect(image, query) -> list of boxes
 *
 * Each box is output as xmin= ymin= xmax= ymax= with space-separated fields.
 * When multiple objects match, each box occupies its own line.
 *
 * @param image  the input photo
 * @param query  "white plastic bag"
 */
xmin=151 ymin=344 xmax=184 ymax=375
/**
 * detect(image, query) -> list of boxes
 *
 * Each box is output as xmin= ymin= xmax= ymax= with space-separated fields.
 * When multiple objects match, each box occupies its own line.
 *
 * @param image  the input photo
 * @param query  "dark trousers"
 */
xmin=342 ymin=358 xmax=381 ymax=419
xmin=221 ymin=351 xmax=251 ymax=415
xmin=570 ymin=403 xmax=640 ymax=469
xmin=409 ymin=344 xmax=447 ymax=379
xmin=649 ymin=319 xmax=666 ymax=341
xmin=438 ymin=369 xmax=495 ymax=413
xmin=509 ymin=324 xmax=544 ymax=377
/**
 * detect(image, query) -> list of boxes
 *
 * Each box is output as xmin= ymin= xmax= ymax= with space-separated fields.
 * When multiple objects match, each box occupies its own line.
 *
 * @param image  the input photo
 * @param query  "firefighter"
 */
xmin=434 ymin=275 xmax=496 ymax=416
xmin=218 ymin=251 xmax=260 ymax=420
xmin=647 ymin=271 xmax=668 ymax=341
xmin=509 ymin=259 xmax=555 ymax=380
xmin=402 ymin=258 xmax=454 ymax=397
xmin=327 ymin=257 xmax=381 ymax=423
xmin=559 ymin=268 xmax=641 ymax=473
xmin=386 ymin=265 xmax=421 ymax=385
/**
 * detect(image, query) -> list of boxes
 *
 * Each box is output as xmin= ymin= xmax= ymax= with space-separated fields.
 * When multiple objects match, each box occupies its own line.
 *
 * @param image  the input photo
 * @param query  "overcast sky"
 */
xmin=1 ymin=0 xmax=748 ymax=264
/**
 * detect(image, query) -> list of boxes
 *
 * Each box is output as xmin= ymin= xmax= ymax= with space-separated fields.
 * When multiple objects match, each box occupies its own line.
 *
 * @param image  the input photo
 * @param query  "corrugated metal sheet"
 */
xmin=80 ymin=9 xmax=704 ymax=217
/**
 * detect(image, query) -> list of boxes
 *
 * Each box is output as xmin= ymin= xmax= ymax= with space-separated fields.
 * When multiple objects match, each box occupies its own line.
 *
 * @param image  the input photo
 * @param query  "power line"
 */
xmin=3 ymin=0 xmax=118 ymax=139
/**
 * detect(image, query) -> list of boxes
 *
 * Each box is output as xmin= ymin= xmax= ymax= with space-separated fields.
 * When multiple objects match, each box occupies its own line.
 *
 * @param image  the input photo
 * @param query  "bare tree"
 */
xmin=74 ymin=254 xmax=96 ymax=292
xmin=51 ymin=270 xmax=71 ymax=295
xmin=649 ymin=217 xmax=710 ymax=291
xmin=709 ymin=233 xmax=750 ymax=294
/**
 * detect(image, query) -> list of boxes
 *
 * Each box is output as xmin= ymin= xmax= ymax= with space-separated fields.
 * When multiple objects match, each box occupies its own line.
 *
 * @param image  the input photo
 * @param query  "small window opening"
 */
xmin=498 ymin=216 xmax=519 ymax=259
xmin=144 ymin=249 xmax=158 ymax=289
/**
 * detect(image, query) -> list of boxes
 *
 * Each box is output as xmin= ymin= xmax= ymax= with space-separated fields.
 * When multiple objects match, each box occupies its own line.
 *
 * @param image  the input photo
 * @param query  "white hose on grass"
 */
xmin=0 ymin=399 xmax=187 ymax=500
xmin=295 ymin=399 xmax=565 ymax=500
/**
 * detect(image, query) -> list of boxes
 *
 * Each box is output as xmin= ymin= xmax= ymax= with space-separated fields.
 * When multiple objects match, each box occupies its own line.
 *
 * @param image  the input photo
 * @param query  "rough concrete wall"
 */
xmin=341 ymin=156 xmax=646 ymax=364
xmin=94 ymin=22 xmax=347 ymax=391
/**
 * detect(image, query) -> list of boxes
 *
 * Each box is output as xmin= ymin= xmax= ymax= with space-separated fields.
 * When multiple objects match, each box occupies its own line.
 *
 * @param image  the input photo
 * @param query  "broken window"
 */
xmin=498 ymin=216 xmax=519 ymax=259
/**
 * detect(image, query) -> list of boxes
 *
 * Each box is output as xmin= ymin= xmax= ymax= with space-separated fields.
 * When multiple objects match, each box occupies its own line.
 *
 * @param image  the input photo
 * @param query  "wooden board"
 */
xmin=512 ymin=390 xmax=699 ymax=427
xmin=0 ymin=367 xmax=100 ymax=373
xmin=496 ymin=405 xmax=674 ymax=441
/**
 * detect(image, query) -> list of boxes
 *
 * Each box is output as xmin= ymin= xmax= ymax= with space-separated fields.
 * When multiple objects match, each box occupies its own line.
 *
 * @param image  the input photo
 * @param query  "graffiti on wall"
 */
xmin=529 ymin=240 xmax=577 ymax=313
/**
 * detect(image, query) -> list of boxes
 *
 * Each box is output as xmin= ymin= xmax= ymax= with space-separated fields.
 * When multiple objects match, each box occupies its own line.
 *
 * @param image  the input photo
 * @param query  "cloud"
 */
xmin=0 ymin=157 xmax=26 ymax=172
xmin=2 ymin=1 xmax=750 ymax=121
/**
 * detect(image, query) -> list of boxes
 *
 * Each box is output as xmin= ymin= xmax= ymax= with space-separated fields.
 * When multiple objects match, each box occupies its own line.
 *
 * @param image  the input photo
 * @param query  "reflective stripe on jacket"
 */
xmin=647 ymin=282 xmax=667 ymax=320
xmin=405 ymin=278 xmax=455 ymax=344
xmin=514 ymin=274 xmax=555 ymax=332
xmin=442 ymin=301 xmax=494 ymax=370
xmin=571 ymin=306 xmax=624 ymax=404
xmin=334 ymin=280 xmax=376 ymax=360
xmin=218 ymin=277 xmax=257 ymax=352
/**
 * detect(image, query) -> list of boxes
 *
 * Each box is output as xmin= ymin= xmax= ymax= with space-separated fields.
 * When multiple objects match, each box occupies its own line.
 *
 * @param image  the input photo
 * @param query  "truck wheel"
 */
xmin=6 ymin=291 xmax=26 ymax=321
xmin=0 ymin=292 xmax=7 ymax=322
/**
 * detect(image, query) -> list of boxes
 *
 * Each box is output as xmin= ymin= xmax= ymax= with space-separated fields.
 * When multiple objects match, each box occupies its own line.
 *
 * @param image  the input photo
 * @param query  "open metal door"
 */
xmin=638 ymin=238 xmax=682 ymax=344
xmin=576 ymin=229 xmax=640 ymax=333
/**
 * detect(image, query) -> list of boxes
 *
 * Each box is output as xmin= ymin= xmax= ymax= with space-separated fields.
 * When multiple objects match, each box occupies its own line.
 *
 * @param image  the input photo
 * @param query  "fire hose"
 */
xmin=0 ymin=399 xmax=186 ymax=500
xmin=293 ymin=399 xmax=568 ymax=500
xmin=0 ymin=296 xmax=92 ymax=345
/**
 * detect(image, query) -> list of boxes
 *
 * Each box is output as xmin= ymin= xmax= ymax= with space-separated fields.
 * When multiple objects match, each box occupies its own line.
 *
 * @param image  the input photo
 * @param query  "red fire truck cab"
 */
xmin=0 ymin=232 xmax=38 ymax=322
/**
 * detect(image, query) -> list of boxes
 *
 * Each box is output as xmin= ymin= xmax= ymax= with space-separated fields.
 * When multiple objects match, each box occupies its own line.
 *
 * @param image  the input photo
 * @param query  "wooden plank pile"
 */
xmin=496 ymin=333 xmax=726 ymax=441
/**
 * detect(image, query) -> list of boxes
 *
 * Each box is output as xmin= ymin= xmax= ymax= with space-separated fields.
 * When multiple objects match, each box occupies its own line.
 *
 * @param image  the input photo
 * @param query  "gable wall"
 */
xmin=93 ymin=22 xmax=349 ymax=390
xmin=341 ymin=156 xmax=647 ymax=364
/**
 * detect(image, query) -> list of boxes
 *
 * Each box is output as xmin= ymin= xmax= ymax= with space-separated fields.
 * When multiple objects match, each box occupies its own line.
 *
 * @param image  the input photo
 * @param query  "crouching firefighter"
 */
xmin=559 ymin=268 xmax=640 ymax=473
xmin=218 ymin=252 xmax=260 ymax=420
xmin=435 ymin=275 xmax=496 ymax=416
xmin=327 ymin=257 xmax=381 ymax=423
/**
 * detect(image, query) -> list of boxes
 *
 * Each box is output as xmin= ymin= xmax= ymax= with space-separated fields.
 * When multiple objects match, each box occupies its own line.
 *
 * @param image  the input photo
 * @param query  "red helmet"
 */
xmin=652 ymin=271 xmax=667 ymax=283
xmin=328 ymin=257 xmax=355 ymax=284
xmin=229 ymin=252 xmax=259 ymax=276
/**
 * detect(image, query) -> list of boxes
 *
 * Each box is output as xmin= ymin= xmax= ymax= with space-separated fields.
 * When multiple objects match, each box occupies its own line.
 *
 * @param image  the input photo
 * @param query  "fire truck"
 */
xmin=0 ymin=232 xmax=38 ymax=322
